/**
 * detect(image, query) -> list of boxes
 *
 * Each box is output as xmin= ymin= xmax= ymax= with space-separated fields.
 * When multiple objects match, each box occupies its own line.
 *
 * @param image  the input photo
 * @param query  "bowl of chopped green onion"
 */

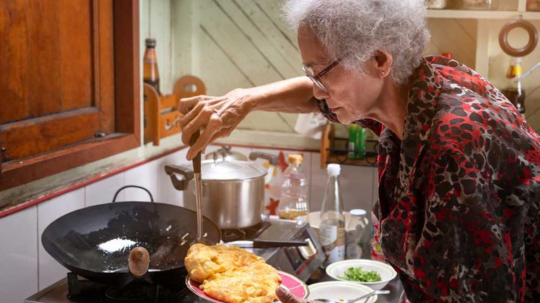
xmin=325 ymin=259 xmax=397 ymax=290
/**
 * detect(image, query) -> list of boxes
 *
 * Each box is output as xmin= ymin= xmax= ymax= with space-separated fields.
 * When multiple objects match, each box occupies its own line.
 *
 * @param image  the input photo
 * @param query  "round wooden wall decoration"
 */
xmin=499 ymin=19 xmax=539 ymax=58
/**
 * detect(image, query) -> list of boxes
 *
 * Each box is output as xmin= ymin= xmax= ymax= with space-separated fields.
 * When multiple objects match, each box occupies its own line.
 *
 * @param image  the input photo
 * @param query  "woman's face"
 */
xmin=297 ymin=25 xmax=384 ymax=124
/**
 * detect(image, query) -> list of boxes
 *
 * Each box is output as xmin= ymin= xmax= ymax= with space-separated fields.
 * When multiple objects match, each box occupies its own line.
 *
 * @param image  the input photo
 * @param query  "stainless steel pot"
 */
xmin=165 ymin=152 xmax=277 ymax=229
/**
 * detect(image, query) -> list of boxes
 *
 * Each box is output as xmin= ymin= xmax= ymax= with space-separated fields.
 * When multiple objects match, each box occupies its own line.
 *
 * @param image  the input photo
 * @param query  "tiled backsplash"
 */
xmin=0 ymin=145 xmax=377 ymax=301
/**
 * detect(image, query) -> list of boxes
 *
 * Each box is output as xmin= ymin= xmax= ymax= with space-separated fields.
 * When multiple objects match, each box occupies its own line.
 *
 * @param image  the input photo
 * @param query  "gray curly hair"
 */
xmin=283 ymin=0 xmax=430 ymax=83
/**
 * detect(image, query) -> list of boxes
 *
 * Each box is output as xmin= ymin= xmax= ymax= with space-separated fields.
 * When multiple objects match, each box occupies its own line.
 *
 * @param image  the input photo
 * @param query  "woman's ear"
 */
xmin=374 ymin=50 xmax=393 ymax=78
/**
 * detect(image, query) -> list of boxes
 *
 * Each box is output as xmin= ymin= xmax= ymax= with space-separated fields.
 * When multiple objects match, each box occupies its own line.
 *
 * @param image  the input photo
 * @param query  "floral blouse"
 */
xmin=316 ymin=56 xmax=540 ymax=303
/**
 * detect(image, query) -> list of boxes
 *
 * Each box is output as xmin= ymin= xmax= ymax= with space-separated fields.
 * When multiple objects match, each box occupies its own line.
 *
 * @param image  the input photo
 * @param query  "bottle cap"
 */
xmin=350 ymin=209 xmax=367 ymax=216
xmin=327 ymin=164 xmax=341 ymax=176
xmin=288 ymin=154 xmax=303 ymax=165
xmin=145 ymin=38 xmax=156 ymax=47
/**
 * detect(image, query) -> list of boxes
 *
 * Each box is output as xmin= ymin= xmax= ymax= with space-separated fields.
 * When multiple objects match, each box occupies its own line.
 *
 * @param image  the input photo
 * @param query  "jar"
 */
xmin=345 ymin=209 xmax=370 ymax=259
xmin=528 ymin=0 xmax=540 ymax=11
xmin=425 ymin=0 xmax=447 ymax=9
xmin=462 ymin=0 xmax=498 ymax=10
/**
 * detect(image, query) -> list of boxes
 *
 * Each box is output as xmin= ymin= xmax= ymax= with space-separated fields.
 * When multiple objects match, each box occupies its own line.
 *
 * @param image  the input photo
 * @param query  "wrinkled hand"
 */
xmin=276 ymin=287 xmax=322 ymax=303
xmin=178 ymin=89 xmax=254 ymax=160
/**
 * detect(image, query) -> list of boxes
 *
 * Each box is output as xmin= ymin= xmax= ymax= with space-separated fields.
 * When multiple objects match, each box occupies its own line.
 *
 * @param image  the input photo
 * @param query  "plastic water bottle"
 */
xmin=278 ymin=154 xmax=309 ymax=223
xmin=319 ymin=164 xmax=346 ymax=266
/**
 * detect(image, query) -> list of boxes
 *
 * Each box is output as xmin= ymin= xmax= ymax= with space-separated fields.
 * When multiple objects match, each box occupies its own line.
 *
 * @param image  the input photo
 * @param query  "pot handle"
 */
xmin=164 ymin=165 xmax=194 ymax=190
xmin=253 ymin=239 xmax=309 ymax=248
xmin=249 ymin=152 xmax=279 ymax=165
xmin=111 ymin=185 xmax=154 ymax=203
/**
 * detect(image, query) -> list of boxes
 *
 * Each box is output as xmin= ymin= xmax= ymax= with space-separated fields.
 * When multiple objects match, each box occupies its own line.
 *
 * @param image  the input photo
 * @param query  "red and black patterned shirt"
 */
xmin=316 ymin=56 xmax=540 ymax=303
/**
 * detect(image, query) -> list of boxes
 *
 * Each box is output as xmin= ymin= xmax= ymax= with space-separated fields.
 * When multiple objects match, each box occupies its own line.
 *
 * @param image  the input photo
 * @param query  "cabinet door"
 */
xmin=0 ymin=0 xmax=140 ymax=192
xmin=0 ymin=0 xmax=114 ymax=162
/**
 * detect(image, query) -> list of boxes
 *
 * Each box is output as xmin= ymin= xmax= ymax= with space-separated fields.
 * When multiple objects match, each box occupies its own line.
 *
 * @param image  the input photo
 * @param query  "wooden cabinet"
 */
xmin=0 ymin=0 xmax=140 ymax=191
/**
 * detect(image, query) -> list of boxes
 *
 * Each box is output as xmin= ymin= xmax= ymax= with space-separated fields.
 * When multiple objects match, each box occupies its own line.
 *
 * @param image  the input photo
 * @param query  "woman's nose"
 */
xmin=312 ymin=85 xmax=330 ymax=100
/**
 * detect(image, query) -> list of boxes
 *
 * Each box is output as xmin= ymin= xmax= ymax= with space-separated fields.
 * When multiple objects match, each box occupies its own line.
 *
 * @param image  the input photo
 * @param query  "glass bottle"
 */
xmin=278 ymin=154 xmax=309 ymax=223
xmin=346 ymin=209 xmax=370 ymax=259
xmin=143 ymin=38 xmax=160 ymax=95
xmin=425 ymin=0 xmax=447 ymax=9
xmin=320 ymin=164 xmax=346 ymax=266
xmin=501 ymin=57 xmax=526 ymax=114
xmin=462 ymin=0 xmax=498 ymax=10
xmin=528 ymin=0 xmax=540 ymax=11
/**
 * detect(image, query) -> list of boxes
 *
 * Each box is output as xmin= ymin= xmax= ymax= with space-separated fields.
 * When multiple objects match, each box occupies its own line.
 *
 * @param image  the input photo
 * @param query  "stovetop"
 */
xmin=26 ymin=219 xmax=325 ymax=303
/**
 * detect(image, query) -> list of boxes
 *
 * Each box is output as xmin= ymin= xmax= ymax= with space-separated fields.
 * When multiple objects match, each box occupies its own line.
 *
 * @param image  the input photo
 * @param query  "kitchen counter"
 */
xmin=27 ymin=270 xmax=404 ymax=303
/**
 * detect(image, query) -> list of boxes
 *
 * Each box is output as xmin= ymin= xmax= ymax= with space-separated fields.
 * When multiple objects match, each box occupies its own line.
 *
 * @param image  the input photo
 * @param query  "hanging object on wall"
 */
xmin=498 ymin=19 xmax=540 ymax=115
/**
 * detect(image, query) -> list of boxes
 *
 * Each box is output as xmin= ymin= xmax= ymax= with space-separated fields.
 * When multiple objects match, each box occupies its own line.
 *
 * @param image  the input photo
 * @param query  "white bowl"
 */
xmin=326 ymin=259 xmax=397 ymax=290
xmin=308 ymin=281 xmax=377 ymax=303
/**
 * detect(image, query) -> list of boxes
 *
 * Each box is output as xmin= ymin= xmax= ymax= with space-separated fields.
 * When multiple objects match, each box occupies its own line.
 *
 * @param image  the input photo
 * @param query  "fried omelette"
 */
xmin=185 ymin=244 xmax=282 ymax=303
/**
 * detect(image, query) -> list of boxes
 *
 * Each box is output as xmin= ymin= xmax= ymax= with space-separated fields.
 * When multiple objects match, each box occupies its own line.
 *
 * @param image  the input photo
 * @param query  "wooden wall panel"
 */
xmin=0 ymin=0 xmax=29 ymax=124
xmin=59 ymin=0 xmax=93 ymax=111
xmin=486 ymin=19 xmax=540 ymax=133
xmin=216 ymin=0 xmax=300 ymax=79
xmin=426 ymin=18 xmax=477 ymax=68
xmin=26 ymin=0 xmax=63 ymax=117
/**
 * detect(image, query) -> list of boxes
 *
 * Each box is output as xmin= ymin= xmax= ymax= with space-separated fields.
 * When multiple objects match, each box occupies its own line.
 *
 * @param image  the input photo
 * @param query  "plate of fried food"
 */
xmin=185 ymin=243 xmax=309 ymax=303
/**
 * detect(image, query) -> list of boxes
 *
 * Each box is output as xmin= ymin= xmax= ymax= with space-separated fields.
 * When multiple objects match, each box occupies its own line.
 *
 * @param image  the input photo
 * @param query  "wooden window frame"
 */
xmin=0 ymin=0 xmax=140 ymax=191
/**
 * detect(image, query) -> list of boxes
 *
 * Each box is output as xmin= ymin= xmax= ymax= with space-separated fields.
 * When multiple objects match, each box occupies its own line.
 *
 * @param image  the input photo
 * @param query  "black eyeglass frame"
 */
xmin=302 ymin=58 xmax=342 ymax=93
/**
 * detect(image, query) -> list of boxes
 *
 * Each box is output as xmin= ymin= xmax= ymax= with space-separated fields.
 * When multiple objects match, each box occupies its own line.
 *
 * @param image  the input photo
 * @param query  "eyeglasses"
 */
xmin=302 ymin=58 xmax=342 ymax=93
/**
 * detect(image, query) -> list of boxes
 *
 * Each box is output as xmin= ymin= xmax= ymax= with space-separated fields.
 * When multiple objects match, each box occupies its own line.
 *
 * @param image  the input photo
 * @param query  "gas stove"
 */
xmin=26 ymin=219 xmax=325 ymax=303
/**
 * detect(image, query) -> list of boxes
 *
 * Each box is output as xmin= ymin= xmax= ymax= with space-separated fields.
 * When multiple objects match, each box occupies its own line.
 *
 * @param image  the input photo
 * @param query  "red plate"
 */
xmin=186 ymin=271 xmax=309 ymax=303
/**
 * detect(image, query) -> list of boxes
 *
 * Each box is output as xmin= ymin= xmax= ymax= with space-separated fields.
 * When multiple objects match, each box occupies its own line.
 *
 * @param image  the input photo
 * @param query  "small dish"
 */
xmin=308 ymin=281 xmax=377 ymax=303
xmin=186 ymin=271 xmax=309 ymax=303
xmin=326 ymin=259 xmax=397 ymax=290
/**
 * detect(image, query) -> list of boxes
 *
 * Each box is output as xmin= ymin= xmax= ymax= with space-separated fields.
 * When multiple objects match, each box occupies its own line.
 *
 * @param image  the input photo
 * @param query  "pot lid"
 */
xmin=204 ymin=146 xmax=248 ymax=162
xmin=201 ymin=159 xmax=267 ymax=181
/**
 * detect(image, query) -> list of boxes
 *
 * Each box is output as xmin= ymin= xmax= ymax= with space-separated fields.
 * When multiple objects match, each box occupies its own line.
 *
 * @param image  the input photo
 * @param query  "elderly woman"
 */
xmin=179 ymin=0 xmax=540 ymax=302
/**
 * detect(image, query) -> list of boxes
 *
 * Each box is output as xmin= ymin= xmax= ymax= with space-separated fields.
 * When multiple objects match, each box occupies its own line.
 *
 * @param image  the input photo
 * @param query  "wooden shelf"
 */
xmin=427 ymin=9 xmax=540 ymax=20
xmin=320 ymin=124 xmax=378 ymax=169
xmin=143 ymin=75 xmax=206 ymax=146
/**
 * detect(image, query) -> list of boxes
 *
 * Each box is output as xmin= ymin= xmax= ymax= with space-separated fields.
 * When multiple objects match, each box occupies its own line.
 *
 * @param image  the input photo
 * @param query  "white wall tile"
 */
xmin=0 ymin=206 xmax=38 ymax=302
xmin=372 ymin=167 xmax=379 ymax=204
xmin=158 ymin=148 xmax=189 ymax=206
xmin=85 ymin=173 xmax=125 ymax=207
xmin=38 ymin=189 xmax=85 ymax=290
xmin=249 ymin=147 xmax=311 ymax=177
xmin=310 ymin=153 xmax=376 ymax=213
xmin=124 ymin=160 xmax=160 ymax=202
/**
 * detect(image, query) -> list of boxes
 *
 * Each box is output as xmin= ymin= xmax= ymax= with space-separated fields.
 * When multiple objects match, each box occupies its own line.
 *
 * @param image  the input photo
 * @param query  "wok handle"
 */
xmin=164 ymin=165 xmax=194 ymax=190
xmin=253 ymin=239 xmax=309 ymax=248
xmin=111 ymin=185 xmax=155 ymax=203
xmin=129 ymin=247 xmax=150 ymax=277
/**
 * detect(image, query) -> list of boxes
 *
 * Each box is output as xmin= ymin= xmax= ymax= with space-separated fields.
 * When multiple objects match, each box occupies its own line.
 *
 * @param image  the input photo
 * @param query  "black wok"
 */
xmin=41 ymin=186 xmax=221 ymax=286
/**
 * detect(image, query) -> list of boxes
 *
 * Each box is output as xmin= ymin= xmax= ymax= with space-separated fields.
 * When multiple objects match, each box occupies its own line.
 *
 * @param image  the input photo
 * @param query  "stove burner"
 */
xmin=66 ymin=273 xmax=189 ymax=303
xmin=221 ymin=221 xmax=271 ymax=242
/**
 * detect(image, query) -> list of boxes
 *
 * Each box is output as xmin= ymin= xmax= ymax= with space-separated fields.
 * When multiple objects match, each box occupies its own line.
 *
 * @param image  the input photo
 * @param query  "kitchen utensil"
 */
xmin=41 ymin=185 xmax=221 ymax=286
xmin=226 ymin=239 xmax=309 ymax=249
xmin=165 ymin=152 xmax=278 ymax=229
xmin=186 ymin=271 xmax=309 ymax=303
xmin=190 ymin=129 xmax=206 ymax=244
xmin=325 ymin=259 xmax=397 ymax=290
xmin=315 ymin=290 xmax=390 ymax=303
xmin=308 ymin=282 xmax=377 ymax=303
